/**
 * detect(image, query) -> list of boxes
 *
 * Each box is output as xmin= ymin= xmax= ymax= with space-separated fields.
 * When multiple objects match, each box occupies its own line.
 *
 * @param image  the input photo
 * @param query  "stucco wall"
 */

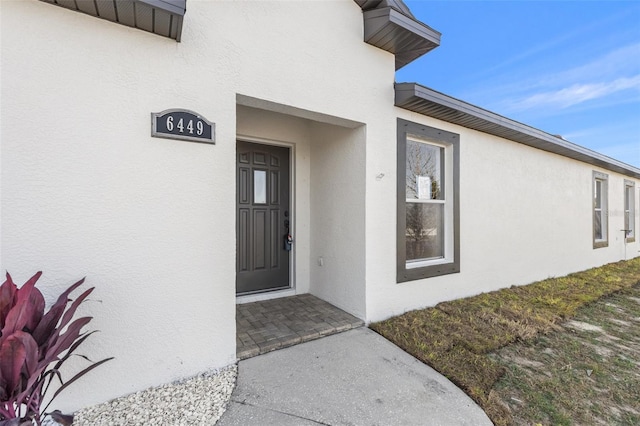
xmin=365 ymin=109 xmax=640 ymax=322
xmin=1 ymin=0 xmax=394 ymax=411
xmin=1 ymin=0 xmax=238 ymax=411
xmin=310 ymin=122 xmax=367 ymax=319
xmin=2 ymin=0 xmax=637 ymax=413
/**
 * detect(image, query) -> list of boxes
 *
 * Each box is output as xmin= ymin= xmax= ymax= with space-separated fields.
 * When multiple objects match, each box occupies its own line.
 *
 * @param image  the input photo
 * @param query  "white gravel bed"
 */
xmin=73 ymin=365 xmax=237 ymax=426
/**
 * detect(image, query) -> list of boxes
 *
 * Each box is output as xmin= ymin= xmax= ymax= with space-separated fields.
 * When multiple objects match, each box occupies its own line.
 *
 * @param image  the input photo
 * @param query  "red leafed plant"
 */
xmin=0 ymin=272 xmax=112 ymax=426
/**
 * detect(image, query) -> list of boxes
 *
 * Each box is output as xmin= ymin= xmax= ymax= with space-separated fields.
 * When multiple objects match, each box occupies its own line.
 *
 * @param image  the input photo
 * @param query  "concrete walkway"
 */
xmin=218 ymin=328 xmax=493 ymax=426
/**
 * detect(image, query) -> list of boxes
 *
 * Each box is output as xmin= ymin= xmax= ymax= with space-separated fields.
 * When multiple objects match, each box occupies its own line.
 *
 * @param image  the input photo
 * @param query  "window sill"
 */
xmin=397 ymin=261 xmax=460 ymax=283
xmin=406 ymin=257 xmax=450 ymax=269
xmin=593 ymin=240 xmax=609 ymax=249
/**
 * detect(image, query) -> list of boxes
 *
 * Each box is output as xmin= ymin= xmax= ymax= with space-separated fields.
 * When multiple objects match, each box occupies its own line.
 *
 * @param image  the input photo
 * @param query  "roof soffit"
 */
xmin=355 ymin=0 xmax=416 ymax=18
xmin=39 ymin=0 xmax=186 ymax=41
xmin=355 ymin=0 xmax=441 ymax=69
xmin=395 ymin=83 xmax=640 ymax=179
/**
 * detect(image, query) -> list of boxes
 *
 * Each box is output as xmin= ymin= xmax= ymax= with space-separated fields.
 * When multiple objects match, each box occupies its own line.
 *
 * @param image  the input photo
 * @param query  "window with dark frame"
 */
xmin=397 ymin=119 xmax=459 ymax=282
xmin=624 ymin=180 xmax=635 ymax=243
xmin=593 ymin=171 xmax=609 ymax=248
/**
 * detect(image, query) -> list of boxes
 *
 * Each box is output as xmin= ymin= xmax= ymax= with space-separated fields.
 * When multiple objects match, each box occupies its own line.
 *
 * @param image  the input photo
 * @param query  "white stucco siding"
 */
xmin=2 ymin=0 xmax=239 ymax=411
xmin=4 ymin=0 xmax=637 ymax=412
xmin=309 ymin=122 xmax=367 ymax=319
xmin=209 ymin=0 xmax=394 ymax=126
xmin=366 ymin=109 xmax=640 ymax=322
xmin=1 ymin=0 xmax=395 ymax=411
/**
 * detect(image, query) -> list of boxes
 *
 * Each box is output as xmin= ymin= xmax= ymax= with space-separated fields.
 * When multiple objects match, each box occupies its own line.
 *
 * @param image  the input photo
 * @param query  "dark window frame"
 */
xmin=397 ymin=118 xmax=460 ymax=283
xmin=624 ymin=179 xmax=636 ymax=243
xmin=592 ymin=171 xmax=609 ymax=249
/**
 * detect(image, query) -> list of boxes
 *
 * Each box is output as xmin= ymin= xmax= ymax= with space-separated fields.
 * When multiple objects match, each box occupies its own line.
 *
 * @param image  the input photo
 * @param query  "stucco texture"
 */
xmin=1 ymin=0 xmax=393 ymax=411
xmin=1 ymin=0 xmax=638 ymax=413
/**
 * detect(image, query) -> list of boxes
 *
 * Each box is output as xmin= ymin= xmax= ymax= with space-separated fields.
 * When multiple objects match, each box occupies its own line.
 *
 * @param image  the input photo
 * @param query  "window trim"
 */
xmin=397 ymin=119 xmax=460 ymax=282
xmin=624 ymin=180 xmax=636 ymax=243
xmin=592 ymin=171 xmax=609 ymax=249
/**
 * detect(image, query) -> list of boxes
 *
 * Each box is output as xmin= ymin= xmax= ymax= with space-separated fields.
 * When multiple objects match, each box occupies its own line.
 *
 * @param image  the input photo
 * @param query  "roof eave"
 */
xmin=39 ymin=0 xmax=186 ymax=42
xmin=395 ymin=83 xmax=640 ymax=179
xmin=362 ymin=7 xmax=441 ymax=70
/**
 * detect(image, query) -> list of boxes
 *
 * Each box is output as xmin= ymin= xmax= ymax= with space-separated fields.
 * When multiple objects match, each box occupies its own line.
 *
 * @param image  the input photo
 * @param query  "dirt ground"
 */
xmin=491 ymin=285 xmax=640 ymax=425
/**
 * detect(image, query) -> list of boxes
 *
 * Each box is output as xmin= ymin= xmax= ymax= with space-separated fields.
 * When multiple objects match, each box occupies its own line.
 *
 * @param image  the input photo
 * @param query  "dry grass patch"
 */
xmin=370 ymin=258 xmax=640 ymax=425
xmin=492 ymin=285 xmax=640 ymax=425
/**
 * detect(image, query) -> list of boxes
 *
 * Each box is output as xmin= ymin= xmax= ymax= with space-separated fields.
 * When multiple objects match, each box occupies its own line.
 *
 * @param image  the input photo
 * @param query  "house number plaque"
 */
xmin=151 ymin=109 xmax=215 ymax=144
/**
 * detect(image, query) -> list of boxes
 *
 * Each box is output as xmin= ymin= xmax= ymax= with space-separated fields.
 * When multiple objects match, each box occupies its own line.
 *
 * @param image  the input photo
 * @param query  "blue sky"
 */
xmin=398 ymin=1 xmax=640 ymax=168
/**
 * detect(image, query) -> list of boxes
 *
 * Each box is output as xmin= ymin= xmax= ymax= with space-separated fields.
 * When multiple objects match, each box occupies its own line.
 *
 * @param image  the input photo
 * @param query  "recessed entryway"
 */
xmin=236 ymin=294 xmax=364 ymax=360
xmin=236 ymin=100 xmax=368 ymax=318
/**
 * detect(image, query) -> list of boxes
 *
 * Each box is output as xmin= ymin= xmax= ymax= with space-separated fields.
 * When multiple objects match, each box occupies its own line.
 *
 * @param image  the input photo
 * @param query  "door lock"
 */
xmin=284 ymin=233 xmax=293 ymax=251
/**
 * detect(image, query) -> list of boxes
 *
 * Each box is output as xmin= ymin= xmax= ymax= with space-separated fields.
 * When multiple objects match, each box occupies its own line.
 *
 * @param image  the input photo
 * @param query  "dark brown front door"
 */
xmin=236 ymin=141 xmax=291 ymax=294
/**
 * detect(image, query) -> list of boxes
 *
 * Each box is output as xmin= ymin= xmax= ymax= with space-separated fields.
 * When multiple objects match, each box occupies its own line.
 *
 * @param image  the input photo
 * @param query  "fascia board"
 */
xmin=138 ymin=0 xmax=186 ymax=16
xmin=396 ymin=83 xmax=640 ymax=179
xmin=363 ymin=7 xmax=440 ymax=69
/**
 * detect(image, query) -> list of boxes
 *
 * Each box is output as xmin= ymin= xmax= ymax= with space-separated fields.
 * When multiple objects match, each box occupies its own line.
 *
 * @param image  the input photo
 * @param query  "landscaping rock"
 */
xmin=74 ymin=365 xmax=236 ymax=425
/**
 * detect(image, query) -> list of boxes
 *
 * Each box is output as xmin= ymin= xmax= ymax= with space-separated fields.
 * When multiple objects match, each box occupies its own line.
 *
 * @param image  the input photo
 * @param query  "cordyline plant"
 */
xmin=0 ymin=272 xmax=112 ymax=426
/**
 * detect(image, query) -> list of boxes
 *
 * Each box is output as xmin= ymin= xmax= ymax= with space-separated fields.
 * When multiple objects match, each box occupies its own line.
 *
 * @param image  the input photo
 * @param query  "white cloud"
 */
xmin=472 ymin=42 xmax=640 ymax=115
xmin=543 ymin=43 xmax=640 ymax=87
xmin=510 ymin=74 xmax=640 ymax=110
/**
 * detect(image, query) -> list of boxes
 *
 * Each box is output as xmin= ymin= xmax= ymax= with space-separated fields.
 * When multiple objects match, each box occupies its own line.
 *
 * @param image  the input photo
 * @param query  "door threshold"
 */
xmin=236 ymin=288 xmax=296 ymax=304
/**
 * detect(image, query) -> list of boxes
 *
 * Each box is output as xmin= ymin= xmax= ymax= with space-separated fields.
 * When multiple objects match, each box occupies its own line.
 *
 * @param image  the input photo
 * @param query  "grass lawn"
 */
xmin=370 ymin=258 xmax=640 ymax=425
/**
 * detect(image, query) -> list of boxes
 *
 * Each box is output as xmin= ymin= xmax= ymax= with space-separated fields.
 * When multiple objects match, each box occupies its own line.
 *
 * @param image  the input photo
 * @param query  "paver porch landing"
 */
xmin=236 ymin=294 xmax=364 ymax=360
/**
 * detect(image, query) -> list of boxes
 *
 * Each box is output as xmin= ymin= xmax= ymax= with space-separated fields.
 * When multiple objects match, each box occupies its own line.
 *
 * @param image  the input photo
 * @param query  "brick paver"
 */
xmin=236 ymin=294 xmax=364 ymax=360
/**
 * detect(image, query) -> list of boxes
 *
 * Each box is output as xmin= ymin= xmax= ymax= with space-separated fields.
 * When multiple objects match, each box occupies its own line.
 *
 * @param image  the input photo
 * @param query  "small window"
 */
xmin=254 ymin=170 xmax=267 ymax=204
xmin=397 ymin=119 xmax=459 ymax=282
xmin=624 ymin=180 xmax=635 ymax=243
xmin=593 ymin=171 xmax=609 ymax=248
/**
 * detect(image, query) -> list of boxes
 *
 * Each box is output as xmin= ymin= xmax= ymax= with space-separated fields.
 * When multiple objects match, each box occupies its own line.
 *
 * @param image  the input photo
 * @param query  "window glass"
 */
xmin=406 ymin=141 xmax=444 ymax=201
xmin=625 ymin=181 xmax=635 ymax=241
xmin=625 ymin=187 xmax=630 ymax=232
xmin=625 ymin=186 xmax=630 ymax=210
xmin=406 ymin=203 xmax=444 ymax=262
xmin=594 ymin=209 xmax=603 ymax=240
xmin=592 ymin=172 xmax=608 ymax=248
xmin=594 ymin=180 xmax=603 ymax=240
xmin=254 ymin=170 xmax=267 ymax=204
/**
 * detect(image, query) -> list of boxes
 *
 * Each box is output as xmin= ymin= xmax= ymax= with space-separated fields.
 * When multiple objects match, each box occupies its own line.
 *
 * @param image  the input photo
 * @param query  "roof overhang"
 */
xmin=355 ymin=1 xmax=441 ymax=70
xmin=39 ymin=0 xmax=186 ymax=41
xmin=395 ymin=83 xmax=640 ymax=179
